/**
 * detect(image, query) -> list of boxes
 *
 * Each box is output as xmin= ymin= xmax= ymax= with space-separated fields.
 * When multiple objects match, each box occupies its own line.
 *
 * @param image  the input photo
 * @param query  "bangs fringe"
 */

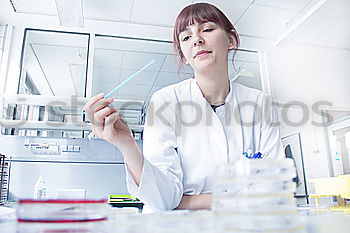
xmin=175 ymin=4 xmax=225 ymax=39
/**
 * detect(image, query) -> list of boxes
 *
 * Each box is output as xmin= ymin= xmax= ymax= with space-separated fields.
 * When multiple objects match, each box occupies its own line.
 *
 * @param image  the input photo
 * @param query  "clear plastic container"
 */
xmin=16 ymin=199 xmax=111 ymax=233
xmin=212 ymin=158 xmax=306 ymax=232
xmin=33 ymin=175 xmax=47 ymax=199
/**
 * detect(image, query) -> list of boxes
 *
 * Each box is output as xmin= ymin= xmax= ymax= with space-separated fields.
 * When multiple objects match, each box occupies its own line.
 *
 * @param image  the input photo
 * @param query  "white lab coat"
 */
xmin=126 ymin=78 xmax=284 ymax=211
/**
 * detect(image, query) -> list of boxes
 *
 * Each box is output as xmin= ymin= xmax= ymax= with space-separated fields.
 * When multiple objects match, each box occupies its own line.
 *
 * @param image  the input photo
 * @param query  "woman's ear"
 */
xmin=228 ymin=29 xmax=237 ymax=50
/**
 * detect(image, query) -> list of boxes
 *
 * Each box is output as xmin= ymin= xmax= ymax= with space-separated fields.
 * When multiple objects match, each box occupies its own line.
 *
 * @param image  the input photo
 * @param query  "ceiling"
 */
xmin=325 ymin=110 xmax=350 ymax=123
xmin=7 ymin=0 xmax=349 ymax=48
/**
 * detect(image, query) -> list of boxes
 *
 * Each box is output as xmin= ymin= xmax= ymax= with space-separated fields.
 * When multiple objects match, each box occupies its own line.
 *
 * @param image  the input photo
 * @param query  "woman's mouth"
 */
xmin=194 ymin=50 xmax=212 ymax=58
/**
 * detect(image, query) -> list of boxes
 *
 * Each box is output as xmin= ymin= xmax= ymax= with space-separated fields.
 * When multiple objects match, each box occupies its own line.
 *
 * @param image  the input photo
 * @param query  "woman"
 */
xmin=84 ymin=3 xmax=284 ymax=211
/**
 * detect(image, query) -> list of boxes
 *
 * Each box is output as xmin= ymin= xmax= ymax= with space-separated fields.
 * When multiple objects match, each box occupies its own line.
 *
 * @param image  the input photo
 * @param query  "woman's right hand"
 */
xmin=83 ymin=93 xmax=136 ymax=152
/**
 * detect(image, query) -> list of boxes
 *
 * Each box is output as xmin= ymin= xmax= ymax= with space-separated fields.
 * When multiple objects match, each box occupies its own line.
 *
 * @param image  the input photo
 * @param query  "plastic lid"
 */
xmin=17 ymin=217 xmax=108 ymax=223
xmin=19 ymin=199 xmax=107 ymax=204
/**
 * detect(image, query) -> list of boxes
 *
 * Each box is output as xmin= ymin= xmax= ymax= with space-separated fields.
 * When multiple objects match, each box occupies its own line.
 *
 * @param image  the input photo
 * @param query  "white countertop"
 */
xmin=1 ymin=205 xmax=350 ymax=233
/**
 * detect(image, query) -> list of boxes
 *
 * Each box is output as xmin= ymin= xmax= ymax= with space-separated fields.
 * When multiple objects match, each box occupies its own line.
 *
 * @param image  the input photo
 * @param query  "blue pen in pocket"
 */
xmin=243 ymin=151 xmax=264 ymax=159
xmin=252 ymin=152 xmax=262 ymax=159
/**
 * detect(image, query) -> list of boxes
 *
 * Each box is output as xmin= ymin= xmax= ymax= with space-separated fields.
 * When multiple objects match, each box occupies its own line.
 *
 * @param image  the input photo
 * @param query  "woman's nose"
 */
xmin=193 ymin=34 xmax=204 ymax=46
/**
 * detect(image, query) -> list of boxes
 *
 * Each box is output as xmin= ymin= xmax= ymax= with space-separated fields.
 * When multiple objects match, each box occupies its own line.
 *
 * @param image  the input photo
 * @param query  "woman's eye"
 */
xmin=203 ymin=28 xmax=213 ymax=32
xmin=182 ymin=36 xmax=190 ymax=41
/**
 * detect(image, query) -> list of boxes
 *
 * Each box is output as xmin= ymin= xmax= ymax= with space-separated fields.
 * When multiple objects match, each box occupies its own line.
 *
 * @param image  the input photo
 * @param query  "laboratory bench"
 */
xmin=1 ymin=203 xmax=350 ymax=233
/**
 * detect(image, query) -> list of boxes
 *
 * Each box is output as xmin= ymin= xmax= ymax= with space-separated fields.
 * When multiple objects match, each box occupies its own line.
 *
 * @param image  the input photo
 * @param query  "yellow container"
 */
xmin=308 ymin=175 xmax=350 ymax=205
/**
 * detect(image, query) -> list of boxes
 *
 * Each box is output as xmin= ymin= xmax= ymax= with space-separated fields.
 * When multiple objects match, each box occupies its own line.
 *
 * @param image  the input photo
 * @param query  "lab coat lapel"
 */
xmin=190 ymin=79 xmax=228 ymax=163
xmin=228 ymin=82 xmax=244 ymax=161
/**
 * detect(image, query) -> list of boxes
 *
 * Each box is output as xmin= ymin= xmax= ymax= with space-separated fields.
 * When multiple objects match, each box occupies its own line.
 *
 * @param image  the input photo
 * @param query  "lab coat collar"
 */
xmin=191 ymin=78 xmax=244 ymax=162
xmin=190 ymin=78 xmax=208 ymax=107
xmin=189 ymin=78 xmax=244 ymax=163
xmin=190 ymin=78 xmax=233 ymax=106
xmin=225 ymin=80 xmax=234 ymax=103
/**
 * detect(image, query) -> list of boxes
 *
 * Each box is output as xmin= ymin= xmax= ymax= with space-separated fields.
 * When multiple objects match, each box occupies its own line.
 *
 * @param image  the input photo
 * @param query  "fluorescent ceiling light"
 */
xmin=274 ymin=0 xmax=329 ymax=47
xmin=55 ymin=0 xmax=84 ymax=28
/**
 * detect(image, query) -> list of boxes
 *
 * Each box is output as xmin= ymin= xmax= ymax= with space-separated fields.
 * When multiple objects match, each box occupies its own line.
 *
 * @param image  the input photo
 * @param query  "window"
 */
xmin=18 ymin=29 xmax=89 ymax=97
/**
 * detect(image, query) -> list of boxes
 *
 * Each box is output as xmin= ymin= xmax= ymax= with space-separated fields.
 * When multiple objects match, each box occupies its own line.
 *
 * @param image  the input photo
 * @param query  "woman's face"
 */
xmin=178 ymin=21 xmax=235 ymax=73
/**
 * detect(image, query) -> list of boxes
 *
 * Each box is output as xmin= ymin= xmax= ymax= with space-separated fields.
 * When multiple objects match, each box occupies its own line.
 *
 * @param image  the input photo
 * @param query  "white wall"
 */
xmin=267 ymin=44 xmax=350 ymax=110
xmin=0 ymin=25 xmax=6 ymax=62
xmin=277 ymin=104 xmax=335 ymax=205
xmin=279 ymin=106 xmax=330 ymax=177
xmin=3 ymin=27 xmax=24 ymax=94
xmin=0 ymin=24 xmax=8 ymax=93
xmin=267 ymin=42 xmax=350 ymax=181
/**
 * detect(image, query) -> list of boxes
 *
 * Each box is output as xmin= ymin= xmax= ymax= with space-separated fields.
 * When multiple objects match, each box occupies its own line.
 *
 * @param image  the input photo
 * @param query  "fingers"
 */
xmin=94 ymin=106 xmax=118 ymax=124
xmin=91 ymin=106 xmax=117 ymax=137
xmin=91 ymin=98 xmax=114 ymax=113
xmin=84 ymin=93 xmax=104 ymax=112
xmin=105 ymin=112 xmax=119 ymax=132
xmin=84 ymin=94 xmax=130 ymax=140
xmin=84 ymin=93 xmax=114 ymax=115
xmin=105 ymin=112 xmax=130 ymax=137
xmin=84 ymin=93 xmax=115 ymax=124
xmin=117 ymin=113 xmax=128 ymax=125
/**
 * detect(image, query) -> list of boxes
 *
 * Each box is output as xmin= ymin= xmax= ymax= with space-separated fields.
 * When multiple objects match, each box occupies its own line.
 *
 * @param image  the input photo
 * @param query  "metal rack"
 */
xmin=0 ymin=154 xmax=10 ymax=204
xmin=0 ymin=94 xmax=145 ymax=138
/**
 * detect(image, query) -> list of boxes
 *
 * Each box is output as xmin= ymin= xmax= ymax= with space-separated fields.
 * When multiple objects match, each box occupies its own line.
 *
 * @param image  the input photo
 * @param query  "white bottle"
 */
xmin=33 ymin=175 xmax=47 ymax=199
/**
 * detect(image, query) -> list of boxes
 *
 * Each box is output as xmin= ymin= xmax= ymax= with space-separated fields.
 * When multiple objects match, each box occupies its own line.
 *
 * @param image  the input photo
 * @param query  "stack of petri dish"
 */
xmin=16 ymin=199 xmax=111 ymax=233
xmin=212 ymin=158 xmax=306 ymax=233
